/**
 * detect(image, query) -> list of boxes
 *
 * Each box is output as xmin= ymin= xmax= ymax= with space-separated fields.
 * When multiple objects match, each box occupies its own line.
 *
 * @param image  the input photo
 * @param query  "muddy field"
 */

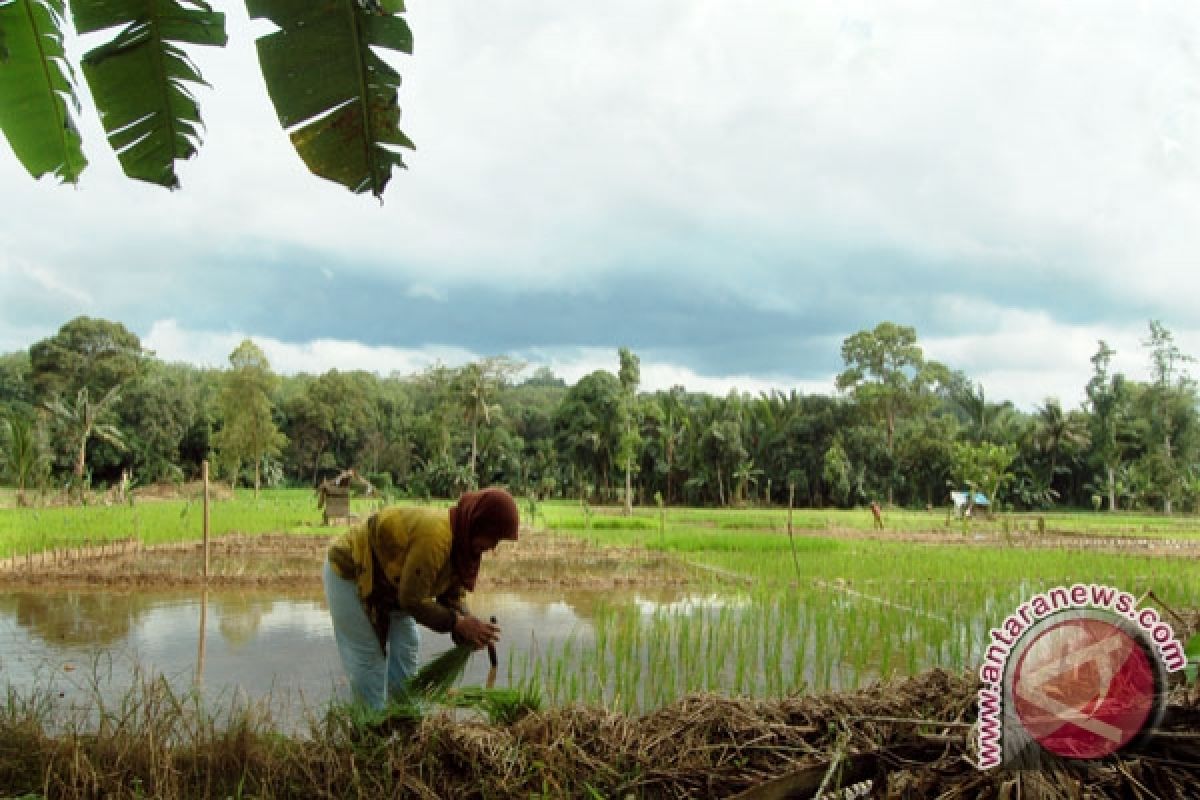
xmin=0 ymin=527 xmax=700 ymax=590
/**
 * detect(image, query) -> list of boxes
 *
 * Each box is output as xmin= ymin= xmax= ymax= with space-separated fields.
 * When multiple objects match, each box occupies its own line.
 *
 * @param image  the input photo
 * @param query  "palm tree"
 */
xmin=43 ymin=386 xmax=125 ymax=501
xmin=456 ymin=358 xmax=520 ymax=487
xmin=653 ymin=387 xmax=690 ymax=506
xmin=1031 ymin=399 xmax=1090 ymax=494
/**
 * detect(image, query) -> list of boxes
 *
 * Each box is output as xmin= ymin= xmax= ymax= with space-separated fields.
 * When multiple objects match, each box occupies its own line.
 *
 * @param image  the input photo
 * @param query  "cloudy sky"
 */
xmin=3 ymin=0 xmax=1199 ymax=410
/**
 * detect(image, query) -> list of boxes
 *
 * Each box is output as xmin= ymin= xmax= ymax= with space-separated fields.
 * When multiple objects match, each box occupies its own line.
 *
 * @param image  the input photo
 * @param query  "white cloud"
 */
xmin=144 ymin=323 xmax=834 ymax=396
xmin=144 ymin=320 xmax=478 ymax=376
xmin=921 ymin=309 xmax=1196 ymax=410
xmin=405 ymin=283 xmax=447 ymax=302
xmin=514 ymin=346 xmax=834 ymax=397
xmin=1 ymin=258 xmax=93 ymax=306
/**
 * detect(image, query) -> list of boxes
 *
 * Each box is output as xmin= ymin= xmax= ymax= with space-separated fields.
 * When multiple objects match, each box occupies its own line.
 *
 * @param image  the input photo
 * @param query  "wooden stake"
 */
xmin=202 ymin=460 xmax=210 ymax=582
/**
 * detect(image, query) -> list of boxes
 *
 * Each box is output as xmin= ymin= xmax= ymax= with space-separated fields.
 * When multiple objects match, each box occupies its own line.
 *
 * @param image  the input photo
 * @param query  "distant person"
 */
xmin=870 ymin=501 xmax=884 ymax=530
xmin=323 ymin=487 xmax=519 ymax=709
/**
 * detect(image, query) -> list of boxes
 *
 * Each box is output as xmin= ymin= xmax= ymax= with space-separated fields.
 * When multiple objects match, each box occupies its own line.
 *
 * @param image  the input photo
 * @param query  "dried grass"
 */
xmin=1 ymin=668 xmax=1196 ymax=799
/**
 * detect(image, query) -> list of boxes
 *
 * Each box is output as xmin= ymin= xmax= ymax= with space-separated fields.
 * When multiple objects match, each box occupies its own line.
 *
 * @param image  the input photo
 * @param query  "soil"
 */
xmin=0 ymin=528 xmax=700 ymax=589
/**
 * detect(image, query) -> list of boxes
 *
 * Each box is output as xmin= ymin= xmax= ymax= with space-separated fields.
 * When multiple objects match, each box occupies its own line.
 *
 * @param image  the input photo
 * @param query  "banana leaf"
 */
xmin=246 ymin=0 xmax=414 ymax=199
xmin=0 ymin=0 xmax=87 ymax=182
xmin=73 ymin=0 xmax=226 ymax=189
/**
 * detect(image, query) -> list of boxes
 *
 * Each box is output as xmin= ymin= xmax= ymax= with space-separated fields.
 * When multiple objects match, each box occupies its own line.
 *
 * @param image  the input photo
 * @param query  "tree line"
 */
xmin=1 ymin=316 xmax=1197 ymax=513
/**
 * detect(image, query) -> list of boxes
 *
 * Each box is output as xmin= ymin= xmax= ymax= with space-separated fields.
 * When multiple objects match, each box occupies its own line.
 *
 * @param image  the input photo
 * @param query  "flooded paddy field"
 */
xmin=2 ymin=526 xmax=1197 ymax=721
xmin=0 ymin=585 xmax=711 ymax=725
xmin=0 ymin=516 xmax=1197 ymax=798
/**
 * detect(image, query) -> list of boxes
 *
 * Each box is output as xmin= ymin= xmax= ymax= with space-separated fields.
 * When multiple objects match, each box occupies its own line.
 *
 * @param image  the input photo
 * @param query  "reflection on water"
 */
xmin=0 ymin=585 xmax=708 ymax=719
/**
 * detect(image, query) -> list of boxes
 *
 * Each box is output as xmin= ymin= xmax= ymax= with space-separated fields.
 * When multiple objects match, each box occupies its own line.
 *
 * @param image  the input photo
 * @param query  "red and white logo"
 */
xmin=1010 ymin=616 xmax=1157 ymax=759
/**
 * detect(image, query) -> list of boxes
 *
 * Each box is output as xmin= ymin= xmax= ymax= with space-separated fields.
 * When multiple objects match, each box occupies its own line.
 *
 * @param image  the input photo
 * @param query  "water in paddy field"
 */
xmin=0 ymin=581 xmax=1089 ymax=722
xmin=0 ymin=585 xmax=716 ymax=726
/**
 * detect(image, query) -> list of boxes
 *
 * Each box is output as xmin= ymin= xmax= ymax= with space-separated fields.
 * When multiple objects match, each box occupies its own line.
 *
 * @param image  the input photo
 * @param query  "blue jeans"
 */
xmin=322 ymin=560 xmax=420 ymax=710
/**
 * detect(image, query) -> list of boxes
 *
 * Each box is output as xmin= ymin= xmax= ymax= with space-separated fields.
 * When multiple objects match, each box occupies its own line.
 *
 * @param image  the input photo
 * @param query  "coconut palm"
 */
xmin=1031 ymin=399 xmax=1090 ymax=494
xmin=456 ymin=358 xmax=521 ymax=487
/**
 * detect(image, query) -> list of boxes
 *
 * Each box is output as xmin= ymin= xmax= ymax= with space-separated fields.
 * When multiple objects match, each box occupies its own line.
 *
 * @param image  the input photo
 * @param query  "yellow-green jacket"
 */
xmin=327 ymin=506 xmax=467 ymax=634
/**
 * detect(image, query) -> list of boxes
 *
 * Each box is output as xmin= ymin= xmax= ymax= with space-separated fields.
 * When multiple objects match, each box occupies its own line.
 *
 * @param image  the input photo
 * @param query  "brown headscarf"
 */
xmin=448 ymin=488 xmax=519 ymax=591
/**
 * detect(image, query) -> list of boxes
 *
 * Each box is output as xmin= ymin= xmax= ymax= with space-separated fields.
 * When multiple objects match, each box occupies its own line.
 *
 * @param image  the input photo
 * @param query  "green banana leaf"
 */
xmin=247 ymin=0 xmax=414 ymax=198
xmin=0 ymin=0 xmax=87 ymax=182
xmin=73 ymin=0 xmax=226 ymax=189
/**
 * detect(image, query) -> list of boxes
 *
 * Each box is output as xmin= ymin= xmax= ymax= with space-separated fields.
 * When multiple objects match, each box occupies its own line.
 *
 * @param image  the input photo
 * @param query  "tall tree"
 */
xmin=1085 ymin=341 xmax=1133 ymax=512
xmin=212 ymin=340 xmax=286 ymax=495
xmin=1030 ymin=398 xmax=1089 ymax=500
xmin=28 ymin=316 xmax=144 ymax=401
xmin=660 ymin=386 xmax=691 ymax=506
xmin=836 ymin=322 xmax=941 ymax=503
xmin=120 ymin=361 xmax=202 ymax=484
xmin=616 ymin=347 xmax=641 ymax=515
xmin=456 ymin=357 xmax=522 ymax=487
xmin=553 ymin=370 xmax=621 ymax=499
xmin=1140 ymin=320 xmax=1196 ymax=513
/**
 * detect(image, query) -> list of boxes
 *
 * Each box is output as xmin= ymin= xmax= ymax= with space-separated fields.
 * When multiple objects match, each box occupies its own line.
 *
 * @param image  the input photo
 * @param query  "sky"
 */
xmin=3 ymin=0 xmax=1200 ymax=411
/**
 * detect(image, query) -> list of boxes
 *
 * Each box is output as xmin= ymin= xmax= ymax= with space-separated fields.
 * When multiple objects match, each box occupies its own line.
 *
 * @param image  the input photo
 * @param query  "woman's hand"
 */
xmin=452 ymin=613 xmax=500 ymax=650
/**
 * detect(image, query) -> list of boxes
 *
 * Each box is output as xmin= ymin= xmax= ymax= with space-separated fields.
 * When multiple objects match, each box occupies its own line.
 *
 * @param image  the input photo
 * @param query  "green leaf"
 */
xmin=403 ymin=645 xmax=471 ymax=697
xmin=1185 ymin=633 xmax=1199 ymax=685
xmin=247 ymin=0 xmax=415 ymax=198
xmin=0 ymin=0 xmax=87 ymax=182
xmin=73 ymin=0 xmax=227 ymax=188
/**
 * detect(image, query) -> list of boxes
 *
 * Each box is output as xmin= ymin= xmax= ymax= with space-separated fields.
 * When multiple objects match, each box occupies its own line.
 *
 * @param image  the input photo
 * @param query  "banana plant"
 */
xmin=0 ymin=0 xmax=87 ymax=182
xmin=247 ymin=0 xmax=414 ymax=197
xmin=75 ymin=0 xmax=227 ymax=189
xmin=0 ymin=0 xmax=413 ymax=197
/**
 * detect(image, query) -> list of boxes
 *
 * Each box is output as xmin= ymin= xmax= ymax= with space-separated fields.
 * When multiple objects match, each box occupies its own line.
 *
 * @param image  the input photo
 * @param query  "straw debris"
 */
xmin=1 ymin=668 xmax=1196 ymax=799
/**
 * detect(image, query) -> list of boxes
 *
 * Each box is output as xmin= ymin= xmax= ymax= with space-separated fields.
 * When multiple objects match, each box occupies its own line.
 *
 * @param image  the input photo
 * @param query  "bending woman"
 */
xmin=322 ymin=487 xmax=519 ymax=709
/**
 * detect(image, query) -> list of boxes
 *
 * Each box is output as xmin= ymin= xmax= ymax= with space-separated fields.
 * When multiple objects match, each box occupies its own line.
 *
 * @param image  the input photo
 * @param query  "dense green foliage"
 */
xmin=2 ymin=315 xmax=1199 ymax=512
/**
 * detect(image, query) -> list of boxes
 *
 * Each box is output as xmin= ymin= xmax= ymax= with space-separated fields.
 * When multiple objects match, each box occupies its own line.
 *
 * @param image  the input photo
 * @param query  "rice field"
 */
xmin=0 ymin=487 xmax=376 ymax=558
xmin=1 ymin=492 xmax=1197 ymax=716
xmin=508 ymin=500 xmax=1200 ymax=713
